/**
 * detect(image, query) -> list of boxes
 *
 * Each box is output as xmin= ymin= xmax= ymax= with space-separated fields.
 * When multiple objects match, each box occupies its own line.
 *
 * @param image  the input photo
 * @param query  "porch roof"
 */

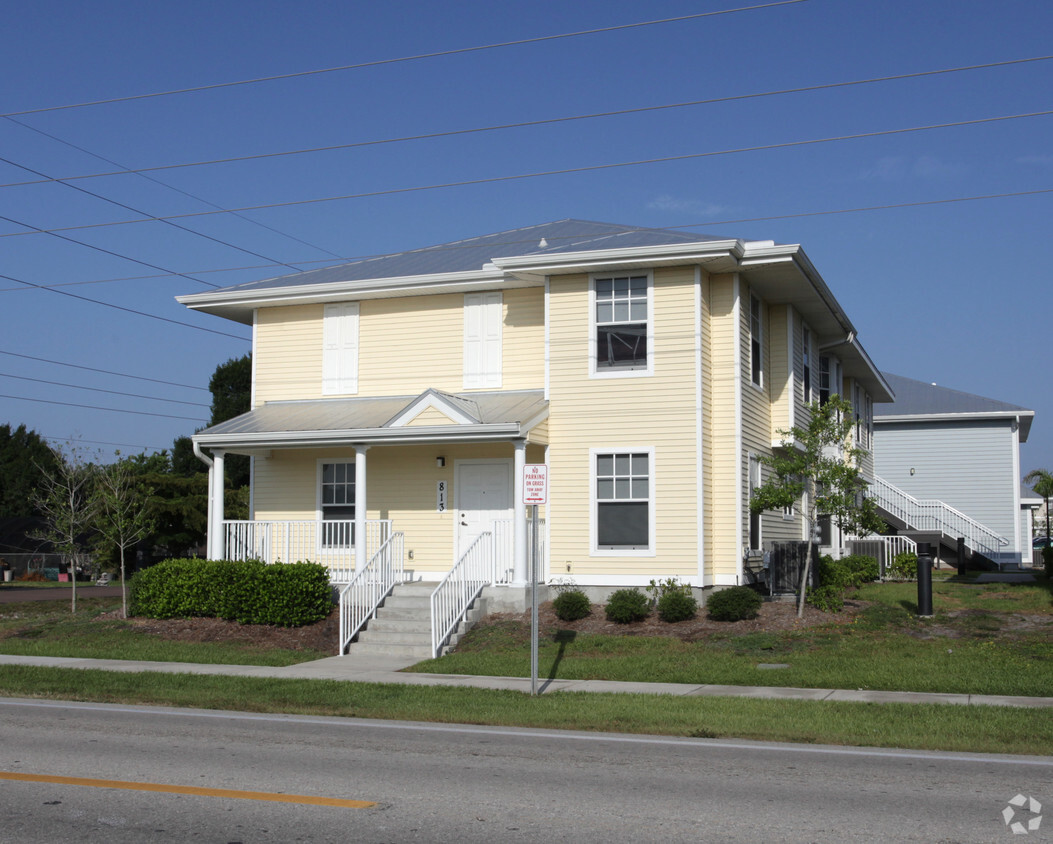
xmin=193 ymin=389 xmax=548 ymax=451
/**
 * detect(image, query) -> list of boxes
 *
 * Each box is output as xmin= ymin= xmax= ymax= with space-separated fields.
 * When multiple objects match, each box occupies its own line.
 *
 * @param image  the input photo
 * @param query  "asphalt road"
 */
xmin=0 ymin=698 xmax=1049 ymax=842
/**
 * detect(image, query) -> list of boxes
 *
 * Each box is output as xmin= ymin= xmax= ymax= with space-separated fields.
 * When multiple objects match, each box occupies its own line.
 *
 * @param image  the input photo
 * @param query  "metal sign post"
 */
xmin=523 ymin=464 xmax=547 ymax=696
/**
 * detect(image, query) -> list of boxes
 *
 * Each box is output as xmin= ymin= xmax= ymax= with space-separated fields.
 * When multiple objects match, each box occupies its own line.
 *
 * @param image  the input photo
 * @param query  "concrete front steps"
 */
xmin=348 ymin=581 xmax=485 ymax=660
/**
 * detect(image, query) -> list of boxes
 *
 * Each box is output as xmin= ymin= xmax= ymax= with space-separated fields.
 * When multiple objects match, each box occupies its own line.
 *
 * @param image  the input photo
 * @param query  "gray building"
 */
xmin=872 ymin=373 xmax=1035 ymax=566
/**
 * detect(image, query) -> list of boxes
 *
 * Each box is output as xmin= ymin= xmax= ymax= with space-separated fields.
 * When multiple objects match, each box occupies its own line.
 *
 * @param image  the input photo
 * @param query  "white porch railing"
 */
xmin=846 ymin=535 xmax=918 ymax=578
xmin=338 ymin=531 xmax=405 ymax=655
xmin=492 ymin=516 xmax=546 ymax=584
xmin=430 ymin=532 xmax=492 ymax=659
xmin=221 ymin=519 xmax=392 ymax=581
xmin=867 ymin=476 xmax=1009 ymax=557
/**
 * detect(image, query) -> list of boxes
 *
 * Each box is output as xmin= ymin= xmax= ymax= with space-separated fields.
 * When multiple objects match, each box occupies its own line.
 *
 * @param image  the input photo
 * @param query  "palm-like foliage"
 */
xmin=1025 ymin=468 xmax=1053 ymax=540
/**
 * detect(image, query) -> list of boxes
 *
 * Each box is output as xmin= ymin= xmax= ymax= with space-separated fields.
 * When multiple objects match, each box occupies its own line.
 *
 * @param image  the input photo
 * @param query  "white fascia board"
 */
xmin=875 ymin=410 xmax=1034 ymax=424
xmin=176 ymin=269 xmax=511 ymax=315
xmin=193 ymin=422 xmax=524 ymax=450
xmin=386 ymin=392 xmax=479 ymax=427
xmin=489 ymin=240 xmax=744 ymax=276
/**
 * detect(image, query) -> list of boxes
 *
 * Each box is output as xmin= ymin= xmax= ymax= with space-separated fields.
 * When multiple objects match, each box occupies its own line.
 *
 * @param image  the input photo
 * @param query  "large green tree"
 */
xmin=0 ymin=423 xmax=59 ymax=518
xmin=750 ymin=395 xmax=885 ymax=617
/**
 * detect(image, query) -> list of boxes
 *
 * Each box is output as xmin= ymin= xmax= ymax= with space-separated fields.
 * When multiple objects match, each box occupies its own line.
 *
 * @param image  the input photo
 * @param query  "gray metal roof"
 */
xmin=210 ymin=220 xmax=736 ymax=295
xmin=875 ymin=372 xmax=1033 ymax=440
xmin=195 ymin=389 xmax=547 ymax=446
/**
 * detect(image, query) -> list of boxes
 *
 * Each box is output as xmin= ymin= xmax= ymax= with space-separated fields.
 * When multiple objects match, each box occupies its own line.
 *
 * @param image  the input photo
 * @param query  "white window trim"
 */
xmin=590 ymin=446 xmax=656 ymax=556
xmin=749 ymin=293 xmax=764 ymax=391
xmin=588 ymin=271 xmax=654 ymax=379
xmin=748 ymin=453 xmax=763 ymax=552
xmin=802 ymin=324 xmax=812 ymax=405
xmin=322 ymin=302 xmax=359 ymax=396
xmin=463 ymin=291 xmax=503 ymax=389
xmin=316 ymin=458 xmax=356 ymax=554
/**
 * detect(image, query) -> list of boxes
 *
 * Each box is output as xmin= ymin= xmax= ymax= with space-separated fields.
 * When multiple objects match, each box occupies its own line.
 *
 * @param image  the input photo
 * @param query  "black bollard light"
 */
xmin=956 ymin=537 xmax=966 ymax=578
xmin=917 ymin=542 xmax=934 ymax=617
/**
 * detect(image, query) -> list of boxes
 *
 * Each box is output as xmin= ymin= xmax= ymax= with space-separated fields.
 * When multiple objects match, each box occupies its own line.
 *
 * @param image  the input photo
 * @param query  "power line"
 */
xmin=0 ymin=272 xmax=248 ymax=341
xmin=0 ymin=152 xmax=314 ymax=276
xmin=0 ymin=349 xmax=209 ymax=392
xmin=4 ymin=55 xmax=1047 ymax=190
xmin=0 ymin=392 xmax=208 ymax=422
xmin=1 ymin=186 xmax=1050 ymax=298
xmin=0 ymin=114 xmax=348 ymax=262
xmin=2 ymin=109 xmax=1049 ymax=239
xmin=41 ymin=434 xmax=169 ymax=452
xmin=0 ymin=371 xmax=211 ymax=408
xmin=1 ymin=1 xmax=809 ymax=118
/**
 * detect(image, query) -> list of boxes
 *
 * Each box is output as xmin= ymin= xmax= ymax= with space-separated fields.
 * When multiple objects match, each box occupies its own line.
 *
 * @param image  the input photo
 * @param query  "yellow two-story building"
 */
xmin=178 ymin=219 xmax=891 ymax=653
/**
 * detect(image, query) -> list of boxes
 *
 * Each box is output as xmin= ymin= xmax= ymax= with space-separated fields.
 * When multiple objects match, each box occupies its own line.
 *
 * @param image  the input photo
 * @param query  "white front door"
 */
xmin=456 ymin=460 xmax=512 ymax=560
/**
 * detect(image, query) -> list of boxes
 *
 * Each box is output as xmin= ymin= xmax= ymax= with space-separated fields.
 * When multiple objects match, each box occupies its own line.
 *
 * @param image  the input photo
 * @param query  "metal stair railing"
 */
xmin=867 ymin=475 xmax=1009 ymax=556
xmin=337 ymin=531 xmax=404 ymax=655
xmin=846 ymin=535 xmax=918 ymax=578
xmin=430 ymin=532 xmax=492 ymax=659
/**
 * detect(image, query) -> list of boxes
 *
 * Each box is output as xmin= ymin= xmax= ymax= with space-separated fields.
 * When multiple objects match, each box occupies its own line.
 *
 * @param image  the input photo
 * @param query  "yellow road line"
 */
xmin=0 ymin=771 xmax=376 ymax=808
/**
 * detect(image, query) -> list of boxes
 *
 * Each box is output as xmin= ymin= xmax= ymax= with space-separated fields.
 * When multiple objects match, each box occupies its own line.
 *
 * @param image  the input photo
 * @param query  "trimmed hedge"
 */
xmin=129 ymin=558 xmax=333 ymax=627
xmin=604 ymin=588 xmax=650 ymax=623
xmin=817 ymin=554 xmax=879 ymax=590
xmin=552 ymin=589 xmax=592 ymax=621
xmin=657 ymin=589 xmax=698 ymax=623
xmin=706 ymin=586 xmax=762 ymax=621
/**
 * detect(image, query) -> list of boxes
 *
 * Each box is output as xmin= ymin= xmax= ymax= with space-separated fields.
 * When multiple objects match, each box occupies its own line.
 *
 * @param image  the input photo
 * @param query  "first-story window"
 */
xmin=748 ymin=455 xmax=762 ymax=550
xmin=594 ymin=450 xmax=653 ymax=552
xmin=320 ymin=461 xmax=355 ymax=548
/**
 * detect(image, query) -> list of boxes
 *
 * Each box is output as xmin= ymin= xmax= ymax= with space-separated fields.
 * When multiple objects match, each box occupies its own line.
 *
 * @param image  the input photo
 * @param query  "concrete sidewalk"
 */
xmin=1 ymin=652 xmax=1050 ymax=709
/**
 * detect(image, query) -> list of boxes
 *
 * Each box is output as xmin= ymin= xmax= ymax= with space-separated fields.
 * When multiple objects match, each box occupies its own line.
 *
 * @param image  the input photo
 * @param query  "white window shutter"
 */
xmin=464 ymin=292 xmax=501 ymax=388
xmin=322 ymin=303 xmax=359 ymax=395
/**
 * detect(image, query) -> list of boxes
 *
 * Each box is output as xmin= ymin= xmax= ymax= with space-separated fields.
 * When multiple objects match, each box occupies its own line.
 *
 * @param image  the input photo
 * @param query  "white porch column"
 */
xmin=513 ymin=438 xmax=527 ymax=586
xmin=208 ymin=450 xmax=226 ymax=560
xmin=354 ymin=444 xmax=369 ymax=572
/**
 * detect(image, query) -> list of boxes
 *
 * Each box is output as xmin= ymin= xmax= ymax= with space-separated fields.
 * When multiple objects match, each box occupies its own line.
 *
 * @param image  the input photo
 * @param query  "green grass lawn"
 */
xmin=411 ymin=577 xmax=1053 ymax=697
xmin=0 ymin=598 xmax=329 ymax=666
xmin=0 ymin=665 xmax=1050 ymax=756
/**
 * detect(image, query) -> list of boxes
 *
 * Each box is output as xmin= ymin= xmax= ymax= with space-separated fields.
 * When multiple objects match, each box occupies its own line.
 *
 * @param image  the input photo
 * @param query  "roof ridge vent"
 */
xmin=538 ymin=237 xmax=548 ymax=248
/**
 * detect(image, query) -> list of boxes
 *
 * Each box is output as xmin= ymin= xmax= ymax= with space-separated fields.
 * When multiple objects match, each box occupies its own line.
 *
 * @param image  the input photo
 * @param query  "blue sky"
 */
xmin=1 ymin=0 xmax=1051 ymax=478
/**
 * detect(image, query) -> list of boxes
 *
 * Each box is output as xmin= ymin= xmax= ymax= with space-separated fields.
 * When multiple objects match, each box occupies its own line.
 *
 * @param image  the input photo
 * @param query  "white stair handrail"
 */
xmin=868 ymin=475 xmax=1009 ymax=555
xmin=338 ymin=532 xmax=404 ymax=655
xmin=430 ymin=532 xmax=492 ymax=659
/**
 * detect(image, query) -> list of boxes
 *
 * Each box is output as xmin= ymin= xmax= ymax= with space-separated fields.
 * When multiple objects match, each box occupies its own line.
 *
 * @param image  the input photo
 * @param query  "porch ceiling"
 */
xmin=193 ymin=389 xmax=548 ymax=452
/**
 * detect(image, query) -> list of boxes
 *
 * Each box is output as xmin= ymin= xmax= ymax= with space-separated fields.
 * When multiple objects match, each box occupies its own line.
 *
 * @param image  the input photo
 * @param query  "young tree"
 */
xmin=749 ymin=395 xmax=885 ymax=618
xmin=30 ymin=445 xmax=98 ymax=614
xmin=1024 ymin=468 xmax=1053 ymax=540
xmin=94 ymin=453 xmax=155 ymax=618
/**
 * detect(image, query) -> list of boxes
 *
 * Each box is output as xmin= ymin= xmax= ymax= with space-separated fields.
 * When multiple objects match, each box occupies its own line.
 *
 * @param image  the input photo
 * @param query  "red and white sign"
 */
xmin=523 ymin=464 xmax=548 ymax=504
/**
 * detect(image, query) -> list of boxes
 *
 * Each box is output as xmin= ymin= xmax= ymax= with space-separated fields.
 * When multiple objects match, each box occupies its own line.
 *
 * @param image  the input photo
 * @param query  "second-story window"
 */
xmin=818 ymin=355 xmax=831 ymax=404
xmin=750 ymin=294 xmax=763 ymax=387
xmin=592 ymin=273 xmax=651 ymax=375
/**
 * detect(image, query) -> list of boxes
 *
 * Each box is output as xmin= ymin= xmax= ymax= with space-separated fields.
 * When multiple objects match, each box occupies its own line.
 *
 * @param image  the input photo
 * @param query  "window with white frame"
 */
xmin=750 ymin=294 xmax=763 ymax=387
xmin=594 ymin=450 xmax=653 ymax=552
xmin=591 ymin=274 xmax=651 ymax=375
xmin=463 ymin=292 xmax=502 ymax=388
xmin=853 ymin=383 xmax=864 ymax=445
xmin=818 ymin=355 xmax=831 ymax=404
xmin=320 ymin=461 xmax=355 ymax=548
xmin=802 ymin=326 xmax=812 ymax=403
xmin=322 ymin=303 xmax=359 ymax=395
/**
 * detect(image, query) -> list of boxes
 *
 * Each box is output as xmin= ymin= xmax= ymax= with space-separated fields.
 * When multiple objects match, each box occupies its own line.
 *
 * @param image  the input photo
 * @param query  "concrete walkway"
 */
xmin=1 ymin=652 xmax=1050 ymax=709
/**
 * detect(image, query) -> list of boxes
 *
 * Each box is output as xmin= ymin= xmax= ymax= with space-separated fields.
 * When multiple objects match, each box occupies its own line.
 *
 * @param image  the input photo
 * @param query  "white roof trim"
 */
xmin=876 ymin=410 xmax=1035 ymax=423
xmin=386 ymin=391 xmax=479 ymax=427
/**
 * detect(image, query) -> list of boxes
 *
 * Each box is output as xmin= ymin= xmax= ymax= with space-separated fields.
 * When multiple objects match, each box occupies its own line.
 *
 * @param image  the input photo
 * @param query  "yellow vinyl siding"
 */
xmin=708 ymin=274 xmax=739 ymax=580
xmin=768 ymin=304 xmax=791 ymax=439
xmin=254 ymin=305 xmax=324 ymax=407
xmin=547 ymin=267 xmax=699 ymax=580
xmin=254 ymin=289 xmax=544 ymax=405
xmin=739 ymin=282 xmax=773 ymax=572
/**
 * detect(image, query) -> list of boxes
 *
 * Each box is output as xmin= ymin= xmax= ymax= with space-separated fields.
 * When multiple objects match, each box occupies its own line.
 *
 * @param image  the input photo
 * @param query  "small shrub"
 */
xmin=706 ymin=586 xmax=762 ymax=621
xmin=657 ymin=589 xmax=698 ymax=622
xmin=604 ymin=588 xmax=650 ymax=623
xmin=645 ymin=576 xmax=692 ymax=605
xmin=888 ymin=552 xmax=918 ymax=580
xmin=17 ymin=571 xmax=47 ymax=582
xmin=552 ymin=589 xmax=591 ymax=621
xmin=807 ymin=584 xmax=844 ymax=613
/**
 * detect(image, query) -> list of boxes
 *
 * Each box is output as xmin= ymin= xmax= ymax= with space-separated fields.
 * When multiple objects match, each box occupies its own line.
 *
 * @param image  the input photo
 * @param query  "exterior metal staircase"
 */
xmin=867 ymin=474 xmax=1011 ymax=563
